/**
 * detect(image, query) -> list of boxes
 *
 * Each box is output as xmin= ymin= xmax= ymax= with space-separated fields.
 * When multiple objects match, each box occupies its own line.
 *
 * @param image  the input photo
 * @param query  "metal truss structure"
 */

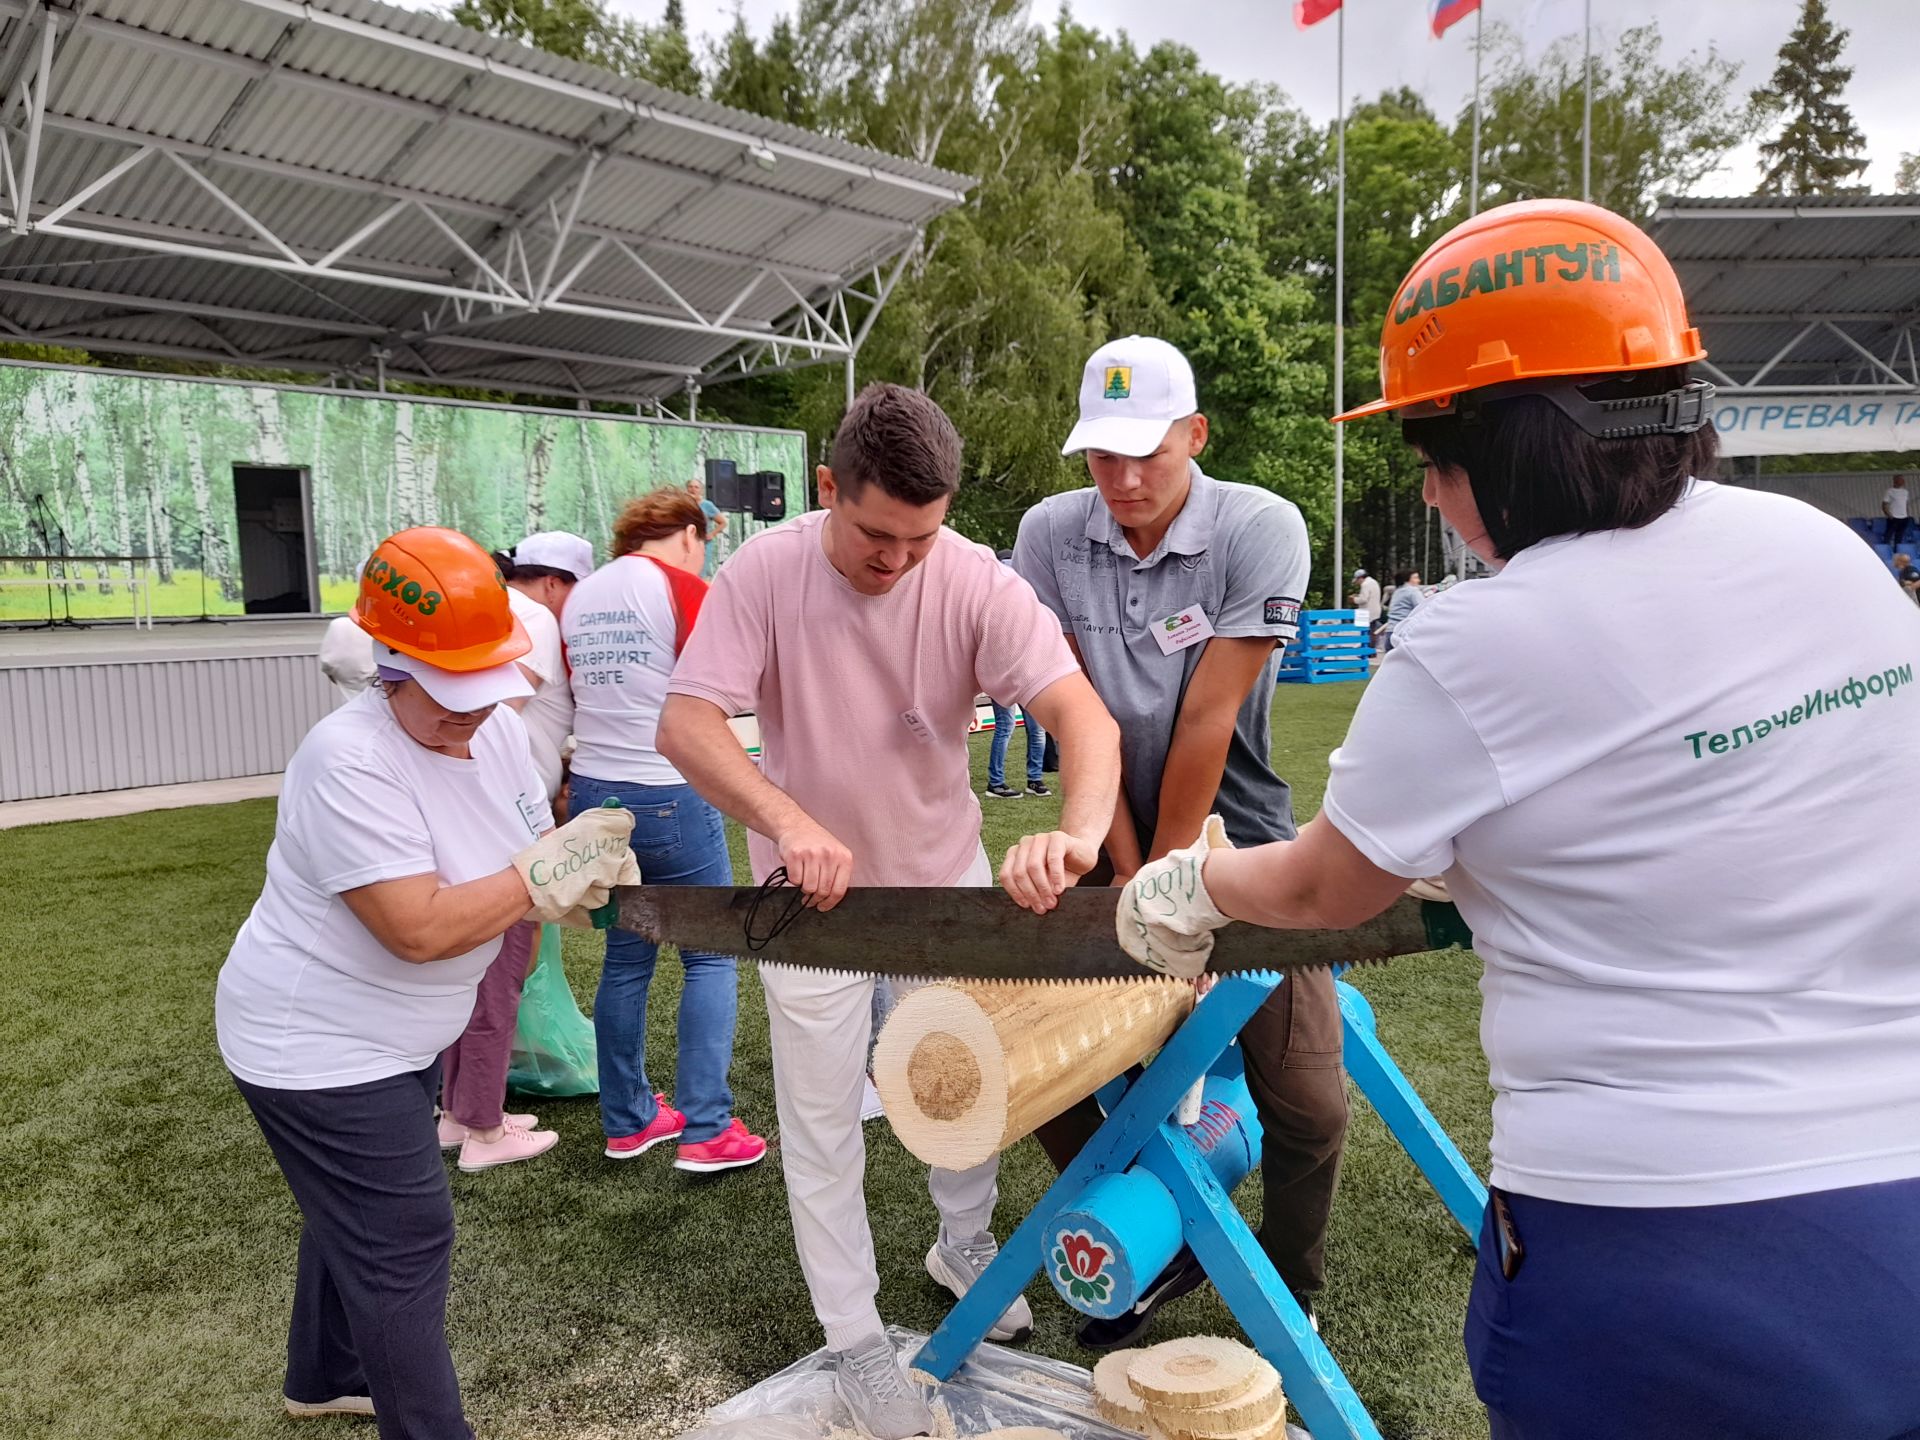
xmin=0 ymin=0 xmax=968 ymax=406
xmin=1650 ymin=198 xmax=1920 ymax=396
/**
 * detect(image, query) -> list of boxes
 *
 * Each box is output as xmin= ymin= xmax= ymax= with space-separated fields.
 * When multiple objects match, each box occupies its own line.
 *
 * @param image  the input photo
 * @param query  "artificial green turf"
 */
xmin=0 ymin=681 xmax=1491 ymax=1439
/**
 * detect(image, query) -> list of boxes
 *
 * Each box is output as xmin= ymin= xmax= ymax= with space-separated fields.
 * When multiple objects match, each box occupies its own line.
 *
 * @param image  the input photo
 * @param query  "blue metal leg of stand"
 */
xmin=1337 ymin=980 xmax=1488 ymax=1239
xmin=914 ymin=970 xmax=1484 ymax=1440
xmin=912 ymin=973 xmax=1280 ymax=1382
xmin=1138 ymin=1129 xmax=1382 ymax=1440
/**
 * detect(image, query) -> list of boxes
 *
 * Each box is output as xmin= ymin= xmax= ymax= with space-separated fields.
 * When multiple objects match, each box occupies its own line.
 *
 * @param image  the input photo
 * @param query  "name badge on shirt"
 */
xmin=901 ymin=707 xmax=940 ymax=745
xmin=1151 ymin=606 xmax=1215 ymax=656
xmin=514 ymin=792 xmax=548 ymax=837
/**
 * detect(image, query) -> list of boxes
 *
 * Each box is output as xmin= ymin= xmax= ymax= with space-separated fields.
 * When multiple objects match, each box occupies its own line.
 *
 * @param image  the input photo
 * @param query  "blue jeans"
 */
xmin=568 ymin=774 xmax=738 ymax=1144
xmin=1466 ymin=1180 xmax=1920 ymax=1439
xmin=987 ymin=703 xmax=1045 ymax=788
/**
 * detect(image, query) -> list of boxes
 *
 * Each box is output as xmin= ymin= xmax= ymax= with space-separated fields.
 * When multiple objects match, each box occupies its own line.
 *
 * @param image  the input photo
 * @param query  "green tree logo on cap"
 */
xmin=1102 ymin=366 xmax=1132 ymax=400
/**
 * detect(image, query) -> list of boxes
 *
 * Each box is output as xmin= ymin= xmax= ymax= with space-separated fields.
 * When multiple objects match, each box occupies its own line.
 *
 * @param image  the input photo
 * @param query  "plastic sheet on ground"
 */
xmin=674 ymin=1326 xmax=1312 ymax=1439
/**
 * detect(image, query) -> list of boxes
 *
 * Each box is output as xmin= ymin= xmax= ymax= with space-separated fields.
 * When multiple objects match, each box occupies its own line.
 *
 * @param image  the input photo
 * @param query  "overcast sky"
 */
xmin=400 ymin=0 xmax=1916 ymax=192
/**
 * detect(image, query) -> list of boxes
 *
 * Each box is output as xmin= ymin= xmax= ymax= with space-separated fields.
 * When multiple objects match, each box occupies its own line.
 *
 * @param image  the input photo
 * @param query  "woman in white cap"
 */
xmin=427 ymin=530 xmax=595 ymax=1172
xmin=216 ymin=526 xmax=637 ymax=1436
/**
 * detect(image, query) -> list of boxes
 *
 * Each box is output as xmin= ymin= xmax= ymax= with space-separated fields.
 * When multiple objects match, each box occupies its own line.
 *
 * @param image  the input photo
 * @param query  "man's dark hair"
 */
xmin=1402 ymin=366 xmax=1719 ymax=560
xmin=1393 ymin=569 xmax=1415 ymax=587
xmin=828 ymin=382 xmax=962 ymax=504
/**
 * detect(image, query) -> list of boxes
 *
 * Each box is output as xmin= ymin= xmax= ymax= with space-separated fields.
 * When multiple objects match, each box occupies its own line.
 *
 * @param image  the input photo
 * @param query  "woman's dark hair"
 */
xmin=1393 ymin=570 xmax=1414 ymax=587
xmin=1401 ymin=365 xmax=1719 ymax=560
xmin=491 ymin=551 xmax=576 ymax=585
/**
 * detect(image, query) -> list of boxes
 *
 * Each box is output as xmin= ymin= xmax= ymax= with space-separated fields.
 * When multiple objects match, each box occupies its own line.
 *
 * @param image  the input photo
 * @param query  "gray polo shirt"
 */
xmin=1012 ymin=463 xmax=1310 ymax=848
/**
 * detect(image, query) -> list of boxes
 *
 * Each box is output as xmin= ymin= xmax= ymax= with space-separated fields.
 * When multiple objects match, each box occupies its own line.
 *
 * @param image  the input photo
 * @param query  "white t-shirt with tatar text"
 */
xmin=1323 ymin=481 xmax=1920 ymax=1208
xmin=216 ymin=691 xmax=551 ymax=1090
xmin=563 ymin=555 xmax=689 ymax=786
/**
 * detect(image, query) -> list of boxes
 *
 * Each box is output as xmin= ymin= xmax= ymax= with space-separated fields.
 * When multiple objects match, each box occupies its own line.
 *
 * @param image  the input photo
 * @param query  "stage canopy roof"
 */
xmin=1649 ymin=195 xmax=1920 ymax=456
xmin=0 ymin=0 xmax=970 ymax=406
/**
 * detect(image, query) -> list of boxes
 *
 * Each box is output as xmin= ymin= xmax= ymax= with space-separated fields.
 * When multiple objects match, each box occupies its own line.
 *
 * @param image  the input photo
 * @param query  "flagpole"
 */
xmin=1333 ymin=0 xmax=1346 ymax=599
xmin=1581 ymin=0 xmax=1592 ymax=201
xmin=1469 ymin=3 xmax=1483 ymax=215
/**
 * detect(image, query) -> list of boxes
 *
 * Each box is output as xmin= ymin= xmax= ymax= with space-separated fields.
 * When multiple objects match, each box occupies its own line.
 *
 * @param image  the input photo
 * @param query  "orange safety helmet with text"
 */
xmin=352 ymin=526 xmax=530 ymax=671
xmin=1335 ymin=199 xmax=1713 ymax=438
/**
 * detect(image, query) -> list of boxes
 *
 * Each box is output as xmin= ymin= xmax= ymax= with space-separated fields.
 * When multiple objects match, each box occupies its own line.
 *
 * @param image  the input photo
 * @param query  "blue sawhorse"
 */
xmin=913 ymin=971 xmax=1486 ymax=1440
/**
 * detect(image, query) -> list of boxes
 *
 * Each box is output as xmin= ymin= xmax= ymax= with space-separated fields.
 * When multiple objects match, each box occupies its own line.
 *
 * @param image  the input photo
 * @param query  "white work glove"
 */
xmin=513 ymin=807 xmax=640 ymax=924
xmin=1115 ymin=815 xmax=1233 ymax=979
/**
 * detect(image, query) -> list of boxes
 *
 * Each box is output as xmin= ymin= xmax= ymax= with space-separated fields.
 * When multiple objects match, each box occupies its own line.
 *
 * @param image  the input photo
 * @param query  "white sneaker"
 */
xmin=860 ymin=1076 xmax=886 ymax=1123
xmin=926 ymin=1231 xmax=1032 ymax=1343
xmin=832 ymin=1333 xmax=934 ymax=1440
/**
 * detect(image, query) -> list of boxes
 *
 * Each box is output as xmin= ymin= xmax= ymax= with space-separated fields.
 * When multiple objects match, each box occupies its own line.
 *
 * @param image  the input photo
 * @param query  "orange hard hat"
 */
xmin=1335 ymin=198 xmax=1708 ymax=428
xmin=352 ymin=527 xmax=530 ymax=671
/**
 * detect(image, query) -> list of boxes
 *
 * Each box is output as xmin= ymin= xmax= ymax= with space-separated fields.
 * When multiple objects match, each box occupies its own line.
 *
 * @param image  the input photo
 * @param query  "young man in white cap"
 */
xmin=1350 ymin=567 xmax=1382 ymax=651
xmin=1013 ymin=335 xmax=1345 ymax=1349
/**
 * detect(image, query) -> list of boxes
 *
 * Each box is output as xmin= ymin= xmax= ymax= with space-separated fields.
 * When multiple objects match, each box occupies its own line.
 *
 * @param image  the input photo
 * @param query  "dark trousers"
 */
xmin=441 ymin=921 xmax=534 ymax=1131
xmin=1033 ymin=857 xmax=1349 ymax=1298
xmin=234 ymin=1063 xmax=472 ymax=1440
xmin=1887 ymin=516 xmax=1913 ymax=549
xmin=1467 ymin=1179 xmax=1920 ymax=1439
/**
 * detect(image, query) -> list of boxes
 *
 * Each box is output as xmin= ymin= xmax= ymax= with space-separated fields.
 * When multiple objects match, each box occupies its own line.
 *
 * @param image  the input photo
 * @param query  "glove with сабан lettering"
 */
xmin=1115 ymin=815 xmax=1234 ymax=979
xmin=513 ymin=807 xmax=640 ymax=924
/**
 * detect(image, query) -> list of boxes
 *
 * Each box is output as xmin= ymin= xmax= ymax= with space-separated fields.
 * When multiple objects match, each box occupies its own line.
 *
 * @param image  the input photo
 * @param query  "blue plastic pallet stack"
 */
xmin=1276 ymin=608 xmax=1372 ymax=685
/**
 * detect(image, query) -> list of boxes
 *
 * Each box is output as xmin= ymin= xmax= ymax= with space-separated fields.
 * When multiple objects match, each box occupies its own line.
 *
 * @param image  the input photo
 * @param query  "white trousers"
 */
xmin=760 ymin=848 xmax=1000 ymax=1351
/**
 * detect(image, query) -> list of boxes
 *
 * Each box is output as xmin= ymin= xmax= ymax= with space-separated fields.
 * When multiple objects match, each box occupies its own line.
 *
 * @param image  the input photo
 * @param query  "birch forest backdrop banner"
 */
xmin=0 ymin=363 xmax=807 ymax=621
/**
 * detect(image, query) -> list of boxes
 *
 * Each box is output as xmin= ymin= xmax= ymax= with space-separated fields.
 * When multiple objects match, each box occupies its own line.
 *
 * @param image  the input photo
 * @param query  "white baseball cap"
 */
xmin=375 ymin=642 xmax=532 ymax=713
xmin=1062 ymin=336 xmax=1199 ymax=457
xmin=510 ymin=531 xmax=596 ymax=581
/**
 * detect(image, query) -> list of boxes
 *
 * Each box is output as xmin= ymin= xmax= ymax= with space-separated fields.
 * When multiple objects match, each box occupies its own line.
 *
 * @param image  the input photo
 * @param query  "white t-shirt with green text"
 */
xmin=1325 ymin=481 xmax=1920 ymax=1207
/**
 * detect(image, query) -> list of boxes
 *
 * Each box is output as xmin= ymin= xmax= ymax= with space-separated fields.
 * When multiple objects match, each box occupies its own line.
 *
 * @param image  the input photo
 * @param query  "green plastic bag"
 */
xmin=507 ymin=924 xmax=600 ymax=1097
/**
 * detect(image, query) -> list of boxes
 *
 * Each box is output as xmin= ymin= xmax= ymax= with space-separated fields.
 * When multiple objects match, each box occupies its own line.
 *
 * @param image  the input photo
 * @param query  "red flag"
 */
xmin=1295 ymin=0 xmax=1342 ymax=27
xmin=1429 ymin=0 xmax=1481 ymax=36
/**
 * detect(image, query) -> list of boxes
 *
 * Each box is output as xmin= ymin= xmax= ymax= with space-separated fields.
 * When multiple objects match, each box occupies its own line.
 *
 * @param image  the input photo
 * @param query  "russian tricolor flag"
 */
xmin=1430 ymin=0 xmax=1481 ymax=36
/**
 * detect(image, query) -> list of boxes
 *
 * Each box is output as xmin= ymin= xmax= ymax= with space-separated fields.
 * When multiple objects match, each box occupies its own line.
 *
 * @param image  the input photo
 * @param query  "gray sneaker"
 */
xmin=925 ymin=1230 xmax=1033 ymax=1343
xmin=832 ymin=1334 xmax=934 ymax=1440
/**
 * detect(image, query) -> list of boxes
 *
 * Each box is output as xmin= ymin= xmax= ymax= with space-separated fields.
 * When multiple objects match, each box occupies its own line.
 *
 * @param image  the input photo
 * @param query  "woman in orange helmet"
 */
xmin=1117 ymin=201 xmax=1920 ymax=1437
xmin=215 ymin=527 xmax=638 ymax=1438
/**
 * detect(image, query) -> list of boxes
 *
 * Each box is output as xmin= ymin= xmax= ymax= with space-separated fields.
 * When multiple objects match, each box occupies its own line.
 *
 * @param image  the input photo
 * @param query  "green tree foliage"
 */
xmin=1752 ymin=0 xmax=1869 ymax=196
xmin=449 ymin=0 xmax=702 ymax=94
xmin=1900 ymin=153 xmax=1920 ymax=195
xmin=1470 ymin=22 xmax=1755 ymax=223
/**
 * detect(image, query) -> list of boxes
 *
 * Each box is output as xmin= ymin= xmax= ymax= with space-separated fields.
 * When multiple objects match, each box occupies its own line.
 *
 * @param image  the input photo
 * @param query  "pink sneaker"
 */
xmin=674 ymin=1117 xmax=769 ymax=1174
xmin=438 ymin=1112 xmax=536 ymax=1149
xmin=604 ymin=1094 xmax=686 ymax=1159
xmin=457 ymin=1120 xmax=558 ymax=1173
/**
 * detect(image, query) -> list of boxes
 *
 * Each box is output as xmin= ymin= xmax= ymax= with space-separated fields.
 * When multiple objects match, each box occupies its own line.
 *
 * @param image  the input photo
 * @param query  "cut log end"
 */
xmin=1156 ymin=1357 xmax=1284 ymax=1440
xmin=874 ymin=977 xmax=1191 ymax=1170
xmin=1093 ymin=1350 xmax=1151 ymax=1434
xmin=1126 ymin=1337 xmax=1261 ymax=1410
xmin=907 ymin=1030 xmax=981 ymax=1119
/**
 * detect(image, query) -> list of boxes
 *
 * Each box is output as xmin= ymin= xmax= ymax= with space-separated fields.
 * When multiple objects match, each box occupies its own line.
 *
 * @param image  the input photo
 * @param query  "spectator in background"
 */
xmin=1885 ymin=475 xmax=1912 ymax=550
xmin=318 ymin=560 xmax=376 ymax=698
xmin=563 ymin=491 xmax=767 ymax=1176
xmin=1895 ymin=553 xmax=1920 ymax=605
xmin=984 ymin=549 xmax=1050 ymax=801
xmin=318 ymin=612 xmax=376 ymax=698
xmin=1351 ymin=567 xmax=1383 ymax=650
xmin=689 ymin=473 xmax=728 ymax=578
xmin=434 ymin=531 xmax=594 ymax=1172
xmin=1383 ymin=569 xmax=1424 ymax=652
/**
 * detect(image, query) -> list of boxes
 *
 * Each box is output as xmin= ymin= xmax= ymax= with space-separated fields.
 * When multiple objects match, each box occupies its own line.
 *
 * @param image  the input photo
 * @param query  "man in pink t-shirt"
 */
xmin=661 ymin=384 xmax=1121 ymax=1438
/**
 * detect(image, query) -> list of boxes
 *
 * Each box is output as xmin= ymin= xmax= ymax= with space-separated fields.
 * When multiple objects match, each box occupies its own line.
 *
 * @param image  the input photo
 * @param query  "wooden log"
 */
xmin=1126 ymin=1338 xmax=1260 ymax=1411
xmin=1154 ymin=1358 xmax=1284 ymax=1439
xmin=1093 ymin=1351 xmax=1151 ymax=1434
xmin=872 ymin=978 xmax=1192 ymax=1170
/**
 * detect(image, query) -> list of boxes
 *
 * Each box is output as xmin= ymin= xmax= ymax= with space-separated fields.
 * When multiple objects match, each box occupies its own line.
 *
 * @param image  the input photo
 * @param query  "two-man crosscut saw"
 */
xmin=618 ymin=885 xmax=1473 ymax=980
